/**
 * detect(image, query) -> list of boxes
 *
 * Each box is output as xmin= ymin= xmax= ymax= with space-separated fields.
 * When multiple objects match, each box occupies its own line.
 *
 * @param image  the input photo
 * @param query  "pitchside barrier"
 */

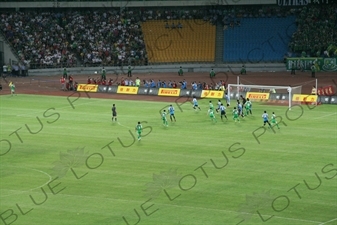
xmin=76 ymin=84 xmax=337 ymax=104
xmin=244 ymin=91 xmax=318 ymax=104
xmin=106 ymin=85 xmax=118 ymax=93
xmin=98 ymin=85 xmax=108 ymax=93
xmin=148 ymin=88 xmax=160 ymax=96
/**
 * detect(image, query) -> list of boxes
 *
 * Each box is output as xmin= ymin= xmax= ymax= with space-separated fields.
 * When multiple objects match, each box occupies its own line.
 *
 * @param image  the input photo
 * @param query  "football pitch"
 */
xmin=0 ymin=94 xmax=336 ymax=225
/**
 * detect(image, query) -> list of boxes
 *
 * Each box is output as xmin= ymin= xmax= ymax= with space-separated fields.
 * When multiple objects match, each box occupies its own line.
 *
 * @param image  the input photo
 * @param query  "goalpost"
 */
xmin=227 ymin=83 xmax=302 ymax=109
xmin=227 ymin=76 xmax=317 ymax=110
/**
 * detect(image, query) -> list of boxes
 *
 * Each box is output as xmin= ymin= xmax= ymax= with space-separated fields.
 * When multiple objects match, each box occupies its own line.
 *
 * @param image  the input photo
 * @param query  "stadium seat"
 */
xmin=142 ymin=19 xmax=216 ymax=63
xmin=223 ymin=16 xmax=296 ymax=62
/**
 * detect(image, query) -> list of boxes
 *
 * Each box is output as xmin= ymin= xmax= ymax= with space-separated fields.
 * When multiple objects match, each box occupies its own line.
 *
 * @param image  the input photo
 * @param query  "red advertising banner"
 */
xmin=323 ymin=85 xmax=335 ymax=96
xmin=318 ymin=86 xmax=335 ymax=96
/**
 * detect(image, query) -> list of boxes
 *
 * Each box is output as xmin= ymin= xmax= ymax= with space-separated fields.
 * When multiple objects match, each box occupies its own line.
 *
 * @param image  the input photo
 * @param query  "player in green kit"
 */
xmin=162 ymin=110 xmax=168 ymax=127
xmin=271 ymin=112 xmax=280 ymax=129
xmin=135 ymin=122 xmax=143 ymax=140
xmin=9 ymin=81 xmax=16 ymax=96
xmin=244 ymin=100 xmax=251 ymax=116
xmin=209 ymin=101 xmax=214 ymax=111
xmin=246 ymin=98 xmax=252 ymax=115
xmin=232 ymin=107 xmax=240 ymax=122
xmin=207 ymin=108 xmax=217 ymax=123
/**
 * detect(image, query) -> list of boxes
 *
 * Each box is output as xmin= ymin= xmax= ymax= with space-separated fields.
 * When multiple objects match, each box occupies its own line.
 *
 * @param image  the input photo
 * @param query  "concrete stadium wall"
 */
xmin=27 ymin=63 xmax=286 ymax=76
xmin=0 ymin=34 xmax=18 ymax=65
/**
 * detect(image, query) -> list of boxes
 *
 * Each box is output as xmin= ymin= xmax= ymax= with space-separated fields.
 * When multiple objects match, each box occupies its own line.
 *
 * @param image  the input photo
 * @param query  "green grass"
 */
xmin=0 ymin=94 xmax=336 ymax=225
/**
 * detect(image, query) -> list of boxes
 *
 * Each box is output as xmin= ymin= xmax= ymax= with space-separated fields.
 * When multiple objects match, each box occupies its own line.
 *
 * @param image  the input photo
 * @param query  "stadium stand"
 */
xmin=0 ymin=11 xmax=77 ymax=69
xmin=223 ymin=15 xmax=297 ymax=63
xmin=0 ymin=9 xmax=147 ymax=69
xmin=289 ymin=5 xmax=337 ymax=57
xmin=1 ymin=5 xmax=335 ymax=68
xmin=142 ymin=19 xmax=216 ymax=63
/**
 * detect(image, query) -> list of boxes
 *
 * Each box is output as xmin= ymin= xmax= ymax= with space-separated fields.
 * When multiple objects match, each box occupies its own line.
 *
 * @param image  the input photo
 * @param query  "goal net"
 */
xmin=227 ymin=84 xmax=302 ymax=109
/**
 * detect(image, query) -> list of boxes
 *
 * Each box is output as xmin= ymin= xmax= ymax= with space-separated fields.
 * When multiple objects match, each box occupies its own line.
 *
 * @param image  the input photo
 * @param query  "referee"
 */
xmin=112 ymin=104 xmax=117 ymax=122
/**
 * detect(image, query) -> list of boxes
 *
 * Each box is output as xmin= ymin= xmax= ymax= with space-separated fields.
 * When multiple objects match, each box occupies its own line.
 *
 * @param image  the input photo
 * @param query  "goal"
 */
xmin=227 ymin=83 xmax=302 ymax=109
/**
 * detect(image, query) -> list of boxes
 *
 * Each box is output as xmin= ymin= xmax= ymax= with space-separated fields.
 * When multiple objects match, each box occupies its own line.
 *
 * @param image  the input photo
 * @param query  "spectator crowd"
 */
xmin=289 ymin=5 xmax=337 ymax=57
xmin=1 ymin=4 xmax=336 ymax=71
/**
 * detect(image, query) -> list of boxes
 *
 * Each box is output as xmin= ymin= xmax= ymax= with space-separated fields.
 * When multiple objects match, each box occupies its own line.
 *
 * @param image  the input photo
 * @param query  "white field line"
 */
xmin=318 ymin=218 xmax=337 ymax=225
xmin=312 ymin=112 xmax=337 ymax=120
xmin=117 ymin=122 xmax=132 ymax=129
xmin=1 ymin=168 xmax=52 ymax=197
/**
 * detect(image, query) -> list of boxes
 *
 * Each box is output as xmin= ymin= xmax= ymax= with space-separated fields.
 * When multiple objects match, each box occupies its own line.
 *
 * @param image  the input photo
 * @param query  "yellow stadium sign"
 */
xmin=117 ymin=86 xmax=139 ymax=94
xmin=246 ymin=92 xmax=270 ymax=100
xmin=201 ymin=90 xmax=224 ymax=99
xmin=77 ymin=84 xmax=98 ymax=92
xmin=292 ymin=94 xmax=317 ymax=102
xmin=158 ymin=88 xmax=180 ymax=97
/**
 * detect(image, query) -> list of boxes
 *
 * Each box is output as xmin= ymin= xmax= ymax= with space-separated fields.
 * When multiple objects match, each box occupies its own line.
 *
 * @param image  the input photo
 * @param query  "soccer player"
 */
xmin=135 ymin=121 xmax=143 ymax=140
xmin=246 ymin=98 xmax=252 ymax=115
xmin=244 ymin=100 xmax=250 ymax=116
xmin=9 ymin=81 xmax=16 ymax=96
xmin=216 ymin=99 xmax=222 ymax=113
xmin=8 ymin=82 xmax=16 ymax=96
xmin=168 ymin=104 xmax=176 ymax=122
xmin=219 ymin=103 xmax=228 ymax=121
xmin=11 ymin=82 xmax=16 ymax=96
xmin=232 ymin=107 xmax=240 ymax=122
xmin=209 ymin=101 xmax=214 ymax=111
xmin=192 ymin=97 xmax=201 ymax=110
xmin=271 ymin=112 xmax=280 ymax=129
xmin=237 ymin=100 xmax=244 ymax=117
xmin=240 ymin=95 xmax=247 ymax=106
xmin=262 ymin=111 xmax=272 ymax=128
xmin=112 ymin=104 xmax=117 ymax=122
xmin=162 ymin=110 xmax=168 ymax=126
xmin=225 ymin=94 xmax=230 ymax=106
xmin=208 ymin=108 xmax=217 ymax=122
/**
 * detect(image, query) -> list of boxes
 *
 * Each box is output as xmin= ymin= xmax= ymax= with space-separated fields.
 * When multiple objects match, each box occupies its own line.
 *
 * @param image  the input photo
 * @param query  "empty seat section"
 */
xmin=223 ymin=16 xmax=296 ymax=62
xmin=142 ymin=20 xmax=216 ymax=63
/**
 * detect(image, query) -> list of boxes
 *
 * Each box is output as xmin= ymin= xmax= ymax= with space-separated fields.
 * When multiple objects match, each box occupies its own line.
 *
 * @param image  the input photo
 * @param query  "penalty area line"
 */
xmin=318 ymin=218 xmax=337 ymax=225
xmin=312 ymin=112 xmax=337 ymax=120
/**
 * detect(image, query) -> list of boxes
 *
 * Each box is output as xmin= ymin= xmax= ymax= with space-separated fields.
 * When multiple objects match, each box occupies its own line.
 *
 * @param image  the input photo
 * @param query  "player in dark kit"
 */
xmin=112 ymin=104 xmax=117 ymax=122
xmin=240 ymin=95 xmax=246 ymax=106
